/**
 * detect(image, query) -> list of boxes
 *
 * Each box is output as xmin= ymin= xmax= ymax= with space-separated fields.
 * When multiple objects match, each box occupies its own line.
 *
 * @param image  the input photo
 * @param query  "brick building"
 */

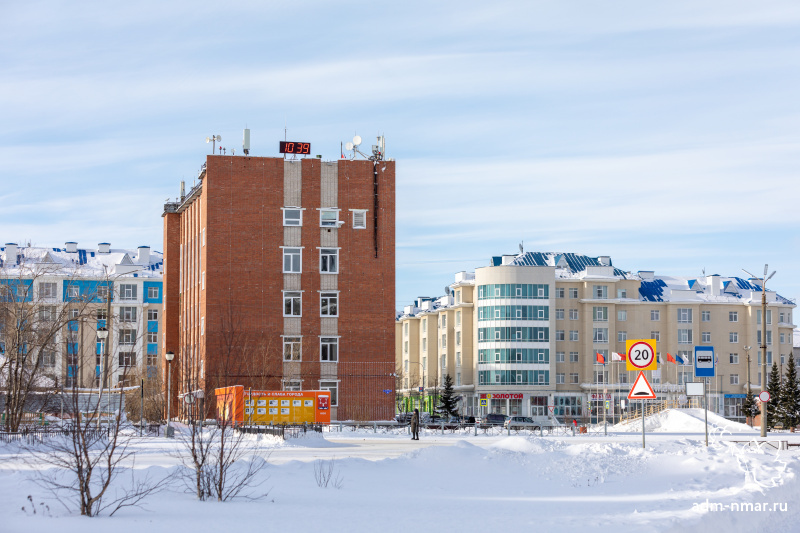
xmin=163 ymin=154 xmax=395 ymax=421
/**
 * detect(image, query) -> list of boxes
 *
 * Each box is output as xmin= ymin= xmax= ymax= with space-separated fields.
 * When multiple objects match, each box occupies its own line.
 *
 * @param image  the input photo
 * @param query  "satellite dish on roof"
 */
xmin=444 ymin=286 xmax=451 ymax=296
xmin=205 ymin=137 xmax=211 ymax=143
xmin=345 ymin=142 xmax=354 ymax=151
xmin=353 ymin=135 xmax=362 ymax=147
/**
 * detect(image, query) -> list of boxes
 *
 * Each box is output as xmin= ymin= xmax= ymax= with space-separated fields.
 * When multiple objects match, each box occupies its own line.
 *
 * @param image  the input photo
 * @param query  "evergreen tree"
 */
xmin=766 ymin=361 xmax=781 ymax=430
xmin=742 ymin=388 xmax=758 ymax=427
xmin=780 ymin=353 xmax=800 ymax=431
xmin=437 ymin=374 xmax=459 ymax=418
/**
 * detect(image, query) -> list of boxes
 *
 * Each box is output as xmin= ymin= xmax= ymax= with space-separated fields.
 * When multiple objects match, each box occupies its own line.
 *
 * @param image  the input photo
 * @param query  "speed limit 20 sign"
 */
xmin=625 ymin=339 xmax=657 ymax=371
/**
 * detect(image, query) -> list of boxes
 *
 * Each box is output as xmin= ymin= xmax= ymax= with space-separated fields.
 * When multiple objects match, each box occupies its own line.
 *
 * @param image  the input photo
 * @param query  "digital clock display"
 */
xmin=280 ymin=141 xmax=311 ymax=155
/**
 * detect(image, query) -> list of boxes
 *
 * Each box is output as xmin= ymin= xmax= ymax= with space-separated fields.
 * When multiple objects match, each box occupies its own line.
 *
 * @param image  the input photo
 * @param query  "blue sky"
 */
xmin=2 ymin=1 xmax=800 ymax=310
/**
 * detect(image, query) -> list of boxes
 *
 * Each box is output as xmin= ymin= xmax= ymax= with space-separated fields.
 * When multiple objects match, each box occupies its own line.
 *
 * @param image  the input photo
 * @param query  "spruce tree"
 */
xmin=781 ymin=353 xmax=800 ymax=431
xmin=742 ymin=388 xmax=757 ymax=427
xmin=766 ymin=361 xmax=781 ymax=430
xmin=437 ymin=374 xmax=459 ymax=418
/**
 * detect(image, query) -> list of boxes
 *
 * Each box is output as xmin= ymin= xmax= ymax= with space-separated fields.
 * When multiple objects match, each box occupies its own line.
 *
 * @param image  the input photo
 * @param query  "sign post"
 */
xmin=686 ymin=382 xmax=706 ymax=446
xmin=694 ymin=346 xmax=715 ymax=447
xmin=628 ymin=371 xmax=657 ymax=449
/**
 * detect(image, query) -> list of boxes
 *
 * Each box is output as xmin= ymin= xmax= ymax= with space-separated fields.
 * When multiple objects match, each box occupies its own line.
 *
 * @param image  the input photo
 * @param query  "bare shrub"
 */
xmin=314 ymin=458 xmax=343 ymax=489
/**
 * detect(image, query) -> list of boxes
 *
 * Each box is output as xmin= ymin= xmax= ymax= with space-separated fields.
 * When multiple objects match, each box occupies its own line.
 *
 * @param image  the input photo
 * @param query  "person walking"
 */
xmin=411 ymin=408 xmax=420 ymax=440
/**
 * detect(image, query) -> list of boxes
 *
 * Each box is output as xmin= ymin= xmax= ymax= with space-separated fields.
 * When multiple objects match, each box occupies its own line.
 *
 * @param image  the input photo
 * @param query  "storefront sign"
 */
xmin=480 ymin=393 xmax=523 ymax=400
xmin=590 ymin=393 xmax=613 ymax=400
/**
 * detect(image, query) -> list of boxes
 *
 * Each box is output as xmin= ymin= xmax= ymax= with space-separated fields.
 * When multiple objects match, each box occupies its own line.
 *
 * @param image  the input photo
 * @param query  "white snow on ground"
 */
xmin=1 ymin=410 xmax=799 ymax=533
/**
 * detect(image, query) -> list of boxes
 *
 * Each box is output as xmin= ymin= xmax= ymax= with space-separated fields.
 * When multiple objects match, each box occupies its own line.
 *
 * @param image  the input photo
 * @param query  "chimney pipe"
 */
xmin=98 ymin=243 xmax=110 ymax=254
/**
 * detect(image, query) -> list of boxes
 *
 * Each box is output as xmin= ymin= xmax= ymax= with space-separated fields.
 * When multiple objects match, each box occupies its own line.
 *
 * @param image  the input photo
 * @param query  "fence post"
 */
xmin=474 ymin=422 xmax=477 ymax=436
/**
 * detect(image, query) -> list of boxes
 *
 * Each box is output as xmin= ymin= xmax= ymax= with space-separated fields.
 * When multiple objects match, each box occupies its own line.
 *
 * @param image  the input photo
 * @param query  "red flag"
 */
xmin=667 ymin=353 xmax=676 ymax=364
xmin=596 ymin=352 xmax=606 ymax=364
xmin=612 ymin=352 xmax=627 ymax=362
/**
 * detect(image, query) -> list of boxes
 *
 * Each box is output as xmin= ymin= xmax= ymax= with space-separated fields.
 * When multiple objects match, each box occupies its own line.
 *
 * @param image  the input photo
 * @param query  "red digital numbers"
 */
xmin=280 ymin=141 xmax=311 ymax=154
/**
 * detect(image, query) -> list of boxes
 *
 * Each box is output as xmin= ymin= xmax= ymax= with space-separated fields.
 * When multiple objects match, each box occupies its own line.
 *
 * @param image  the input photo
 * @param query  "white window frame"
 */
xmin=320 ymin=337 xmax=339 ymax=362
xmin=319 ymin=381 xmax=338 ymax=406
xmin=283 ymin=336 xmax=302 ymax=361
xmin=319 ymin=248 xmax=339 ymax=274
xmin=147 ymin=286 xmax=159 ymax=299
xmin=320 ymin=292 xmax=339 ymax=317
xmin=120 ymin=284 xmax=137 ymax=301
xmin=351 ymin=209 xmax=368 ymax=229
xmin=39 ymin=282 xmax=57 ymax=299
xmin=319 ymin=208 xmax=341 ymax=228
xmin=282 ymin=247 xmax=302 ymax=273
xmin=283 ymin=291 xmax=302 ymax=317
xmin=282 ymin=207 xmax=303 ymax=227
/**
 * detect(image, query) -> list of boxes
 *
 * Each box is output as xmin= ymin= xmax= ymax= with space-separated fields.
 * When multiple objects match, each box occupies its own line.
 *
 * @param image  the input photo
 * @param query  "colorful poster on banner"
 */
xmin=214 ymin=387 xmax=331 ymax=425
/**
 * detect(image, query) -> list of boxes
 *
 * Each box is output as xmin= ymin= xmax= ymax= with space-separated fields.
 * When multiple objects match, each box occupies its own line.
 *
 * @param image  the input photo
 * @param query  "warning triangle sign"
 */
xmin=627 ymin=371 xmax=657 ymax=400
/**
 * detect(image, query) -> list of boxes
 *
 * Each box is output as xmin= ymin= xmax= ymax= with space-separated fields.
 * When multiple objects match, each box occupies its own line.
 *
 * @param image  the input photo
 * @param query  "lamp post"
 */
xmin=165 ymin=351 xmax=174 ymax=438
xmin=744 ymin=345 xmax=752 ymax=427
xmin=96 ymin=326 xmax=109 ymax=429
xmin=743 ymin=266 xmax=775 ymax=438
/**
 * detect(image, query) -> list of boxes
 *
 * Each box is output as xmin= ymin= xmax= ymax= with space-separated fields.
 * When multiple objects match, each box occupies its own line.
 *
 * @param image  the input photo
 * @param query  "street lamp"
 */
xmin=96 ymin=327 xmax=109 ymax=429
xmin=165 ymin=351 xmax=175 ymax=437
xmin=743 ymin=266 xmax=776 ymax=438
xmin=743 ymin=345 xmax=752 ymax=427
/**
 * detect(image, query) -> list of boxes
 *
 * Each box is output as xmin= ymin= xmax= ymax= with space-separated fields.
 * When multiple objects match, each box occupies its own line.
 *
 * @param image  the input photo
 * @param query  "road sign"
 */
xmin=627 ymin=371 xmax=657 ymax=400
xmin=605 ymin=400 xmax=610 ymax=411
xmin=383 ymin=389 xmax=392 ymax=394
xmin=759 ymin=391 xmax=771 ymax=403
xmin=626 ymin=339 xmax=657 ymax=371
xmin=479 ymin=399 xmax=488 ymax=407
xmin=694 ymin=346 xmax=715 ymax=378
xmin=418 ymin=387 xmax=424 ymax=392
xmin=685 ymin=382 xmax=704 ymax=397
xmin=548 ymin=405 xmax=555 ymax=414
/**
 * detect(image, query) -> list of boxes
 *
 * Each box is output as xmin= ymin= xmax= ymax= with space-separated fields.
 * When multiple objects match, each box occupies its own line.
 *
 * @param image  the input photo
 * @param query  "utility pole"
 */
xmin=743 ymin=266 xmax=775 ymax=439
xmin=744 ymin=346 xmax=752 ymax=427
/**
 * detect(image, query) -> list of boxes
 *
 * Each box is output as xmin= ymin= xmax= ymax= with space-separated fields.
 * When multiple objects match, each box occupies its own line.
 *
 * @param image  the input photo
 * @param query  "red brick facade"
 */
xmin=162 ymin=155 xmax=395 ymax=420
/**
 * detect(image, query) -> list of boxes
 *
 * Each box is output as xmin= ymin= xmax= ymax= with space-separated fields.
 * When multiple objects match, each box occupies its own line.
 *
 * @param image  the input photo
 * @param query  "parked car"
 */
xmin=504 ymin=416 xmax=540 ymax=430
xmin=480 ymin=413 xmax=507 ymax=426
xmin=395 ymin=413 xmax=413 ymax=424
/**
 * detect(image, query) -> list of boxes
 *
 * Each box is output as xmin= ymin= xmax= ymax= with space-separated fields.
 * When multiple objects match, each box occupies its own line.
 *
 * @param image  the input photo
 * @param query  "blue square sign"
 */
xmin=694 ymin=346 xmax=715 ymax=378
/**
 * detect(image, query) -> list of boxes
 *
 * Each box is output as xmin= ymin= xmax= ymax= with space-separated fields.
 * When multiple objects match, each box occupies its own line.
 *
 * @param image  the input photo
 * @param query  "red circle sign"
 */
xmin=759 ymin=391 xmax=770 ymax=403
xmin=628 ymin=341 xmax=655 ymax=370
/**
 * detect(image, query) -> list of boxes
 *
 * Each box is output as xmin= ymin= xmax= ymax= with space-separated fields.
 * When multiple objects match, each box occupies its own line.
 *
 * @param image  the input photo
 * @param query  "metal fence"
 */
xmin=0 ymin=427 xmax=111 ymax=445
xmin=236 ymin=424 xmax=323 ymax=439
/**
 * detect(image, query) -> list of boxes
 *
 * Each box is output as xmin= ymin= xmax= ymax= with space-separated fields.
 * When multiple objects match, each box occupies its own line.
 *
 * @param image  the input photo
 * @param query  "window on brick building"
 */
xmin=320 ymin=292 xmax=338 ymax=317
xmin=320 ymin=337 xmax=338 ymax=362
xmin=320 ymin=381 xmax=338 ymax=406
xmin=283 ymin=208 xmax=302 ymax=226
xmin=284 ymin=291 xmax=302 ymax=317
xmin=320 ymin=248 xmax=339 ymax=274
xmin=283 ymin=337 xmax=302 ymax=361
xmin=320 ymin=209 xmax=340 ymax=228
xmin=282 ymin=248 xmax=302 ymax=273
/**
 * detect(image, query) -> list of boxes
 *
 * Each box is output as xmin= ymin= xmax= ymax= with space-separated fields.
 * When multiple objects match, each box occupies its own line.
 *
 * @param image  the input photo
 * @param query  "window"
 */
xmin=556 ymin=373 xmax=565 ymax=384
xmin=41 ymin=351 xmax=56 ymax=367
xmin=120 ymin=307 xmax=137 ymax=322
xmin=555 ymin=309 xmax=564 ymax=320
xmin=441 ymin=315 xmax=446 ymax=328
xmin=147 ymin=309 xmax=158 ymax=321
xmin=593 ymin=306 xmax=608 ymax=322
xmin=570 ymin=351 xmax=579 ymax=363
xmin=730 ymin=374 xmax=739 ymax=385
xmin=456 ymin=331 xmax=461 ymax=345
xmin=569 ymin=288 xmax=579 ymax=299
xmin=593 ymin=285 xmax=608 ymax=299
xmin=702 ymin=311 xmax=711 ymax=322
xmin=422 ymin=338 xmax=427 ymax=352
xmin=147 ymin=352 xmax=157 ymax=367
xmin=97 ymin=308 xmax=107 ymax=321
xmin=119 ymin=352 xmax=136 ymax=367
xmin=320 ymin=248 xmax=339 ymax=273
xmin=757 ymin=310 xmax=772 ymax=325
xmin=569 ymin=309 xmax=579 ymax=320
xmin=283 ymin=208 xmax=302 ymax=226
xmin=320 ymin=209 xmax=339 ymax=227
xmin=97 ymin=285 xmax=109 ymax=299
xmin=556 ymin=330 xmax=565 ymax=341
xmin=570 ymin=373 xmax=579 ymax=384
xmin=201 ymin=317 xmax=205 ymax=335
xmin=651 ymin=310 xmax=660 ymax=321
xmin=677 ymin=308 xmax=693 ymax=323
xmin=404 ymin=322 xmax=408 ymax=335
xmin=320 ymin=292 xmax=338 ymax=316
xmin=593 ymin=328 xmax=608 ymax=343
xmin=701 ymin=332 xmax=711 ymax=343
xmin=147 ymin=286 xmax=159 ymax=299
xmin=618 ymin=310 xmax=627 ymax=321
xmin=678 ymin=329 xmax=693 ymax=344
xmin=320 ymin=337 xmax=338 ymax=362
xmin=119 ymin=329 xmax=136 ymax=345
xmin=494 ymin=309 xmax=500 ymax=319
xmin=456 ymin=311 xmax=461 ymax=325
xmin=67 ymin=284 xmax=79 ymax=298
xmin=556 ymin=351 xmax=565 ymax=362
xmin=283 ymin=380 xmax=302 ymax=391
xmin=729 ymin=311 xmax=738 ymax=322
xmin=730 ymin=332 xmax=738 ymax=343
xmin=456 ymin=352 xmax=461 ymax=366
xmin=39 ymin=306 xmax=56 ymax=322
xmin=352 ymin=209 xmax=367 ymax=229
xmin=282 ymin=248 xmax=302 ymax=273
xmin=441 ymin=355 xmax=446 ymax=369
xmin=651 ymin=331 xmax=660 ymax=342
xmin=780 ymin=311 xmax=785 ymax=323
xmin=284 ymin=291 xmax=302 ymax=317
xmin=570 ymin=330 xmax=579 ymax=341
xmin=618 ymin=331 xmax=627 ymax=342
xmin=729 ymin=353 xmax=739 ymax=364
xmin=320 ymin=381 xmax=338 ymax=406
xmin=147 ymin=331 xmax=157 ymax=343
xmin=39 ymin=282 xmax=57 ymax=298
xmin=403 ymin=341 xmax=408 ymax=353
xmin=443 ymin=334 xmax=449 ymax=346
xmin=780 ymin=333 xmax=786 ymax=344
xmin=70 ymin=308 xmax=79 ymax=319
xmin=119 ymin=284 xmax=137 ymax=301
xmin=283 ymin=337 xmax=302 ymax=361
xmin=556 ymin=288 xmax=565 ymax=299
xmin=617 ymin=289 xmax=627 ymax=299
xmin=593 ymin=371 xmax=607 ymax=384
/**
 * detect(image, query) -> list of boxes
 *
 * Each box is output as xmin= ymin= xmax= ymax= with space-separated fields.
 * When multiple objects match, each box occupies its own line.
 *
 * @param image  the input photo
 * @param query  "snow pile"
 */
xmin=612 ymin=408 xmax=757 ymax=435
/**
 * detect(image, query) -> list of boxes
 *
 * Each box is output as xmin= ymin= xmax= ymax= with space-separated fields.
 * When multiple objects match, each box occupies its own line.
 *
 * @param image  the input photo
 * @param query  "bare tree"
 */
xmin=1 ymin=261 xmax=97 ymax=432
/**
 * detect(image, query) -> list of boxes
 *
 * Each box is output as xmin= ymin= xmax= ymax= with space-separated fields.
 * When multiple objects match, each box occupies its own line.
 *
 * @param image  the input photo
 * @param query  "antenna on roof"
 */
xmin=702 ymin=268 xmax=705 ymax=277
xmin=519 ymin=241 xmax=524 ymax=255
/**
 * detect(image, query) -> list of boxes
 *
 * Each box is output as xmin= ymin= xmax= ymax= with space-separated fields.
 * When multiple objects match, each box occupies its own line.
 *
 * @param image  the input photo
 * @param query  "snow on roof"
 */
xmin=1 ymin=245 xmax=163 ymax=279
